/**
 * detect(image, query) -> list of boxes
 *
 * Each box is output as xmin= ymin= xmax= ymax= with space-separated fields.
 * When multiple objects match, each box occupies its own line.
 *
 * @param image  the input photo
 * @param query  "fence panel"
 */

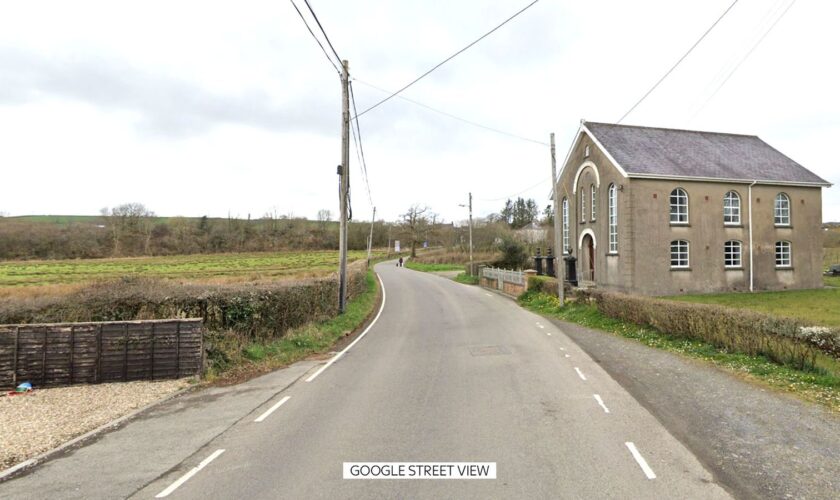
xmin=0 ymin=319 xmax=203 ymax=389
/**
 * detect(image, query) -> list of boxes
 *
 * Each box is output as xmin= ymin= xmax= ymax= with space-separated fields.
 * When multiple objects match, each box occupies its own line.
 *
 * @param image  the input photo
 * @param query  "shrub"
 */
xmin=526 ymin=275 xmax=571 ymax=296
xmin=578 ymin=289 xmax=840 ymax=370
xmin=494 ymin=237 xmax=528 ymax=269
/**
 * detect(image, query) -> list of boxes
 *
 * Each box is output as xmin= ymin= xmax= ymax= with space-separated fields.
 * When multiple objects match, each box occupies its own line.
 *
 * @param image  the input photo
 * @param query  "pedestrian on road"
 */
xmin=398 ymin=257 xmax=404 ymax=267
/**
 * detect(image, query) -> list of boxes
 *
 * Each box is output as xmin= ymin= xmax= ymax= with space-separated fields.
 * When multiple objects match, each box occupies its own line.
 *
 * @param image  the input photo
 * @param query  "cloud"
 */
xmin=0 ymin=48 xmax=337 ymax=138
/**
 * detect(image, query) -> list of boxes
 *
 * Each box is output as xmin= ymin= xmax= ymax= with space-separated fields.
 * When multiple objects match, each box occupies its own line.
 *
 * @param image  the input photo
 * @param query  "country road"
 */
xmin=2 ymin=261 xmax=737 ymax=498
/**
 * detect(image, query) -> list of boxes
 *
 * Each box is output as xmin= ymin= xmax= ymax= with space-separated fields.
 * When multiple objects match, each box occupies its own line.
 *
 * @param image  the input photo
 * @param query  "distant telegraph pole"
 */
xmin=459 ymin=193 xmax=474 ymax=274
xmin=367 ymin=206 xmax=376 ymax=265
xmin=551 ymin=132 xmax=565 ymax=306
xmin=338 ymin=60 xmax=350 ymax=314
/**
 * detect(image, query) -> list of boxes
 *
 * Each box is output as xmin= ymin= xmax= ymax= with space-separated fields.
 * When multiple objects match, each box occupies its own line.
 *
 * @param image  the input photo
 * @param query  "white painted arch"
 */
xmin=572 ymin=160 xmax=600 ymax=194
xmin=578 ymin=228 xmax=597 ymax=250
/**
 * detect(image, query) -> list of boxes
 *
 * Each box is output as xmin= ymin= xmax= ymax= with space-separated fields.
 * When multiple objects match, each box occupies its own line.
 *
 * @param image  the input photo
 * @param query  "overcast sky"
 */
xmin=0 ymin=0 xmax=837 ymax=224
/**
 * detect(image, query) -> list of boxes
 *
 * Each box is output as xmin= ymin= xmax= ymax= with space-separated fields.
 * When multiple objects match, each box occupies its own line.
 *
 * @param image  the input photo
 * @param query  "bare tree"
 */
xmin=105 ymin=203 xmax=155 ymax=256
xmin=401 ymin=204 xmax=431 ymax=257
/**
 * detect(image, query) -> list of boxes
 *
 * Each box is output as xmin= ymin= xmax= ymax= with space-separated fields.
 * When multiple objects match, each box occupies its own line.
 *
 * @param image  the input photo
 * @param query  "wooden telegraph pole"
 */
xmin=551 ymin=132 xmax=565 ymax=305
xmin=468 ymin=192 xmax=474 ymax=274
xmin=367 ymin=206 xmax=376 ymax=265
xmin=338 ymin=60 xmax=350 ymax=313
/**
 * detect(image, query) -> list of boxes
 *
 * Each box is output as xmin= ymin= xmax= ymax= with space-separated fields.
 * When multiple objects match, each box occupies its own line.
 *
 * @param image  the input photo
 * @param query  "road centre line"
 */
xmin=537 ymin=324 xmax=545 ymax=329
xmin=306 ymin=274 xmax=386 ymax=383
xmin=546 ymin=332 xmax=552 ymax=336
xmin=155 ymin=449 xmax=226 ymax=498
xmin=559 ymin=347 xmax=565 ymax=350
xmin=625 ymin=442 xmax=657 ymax=479
xmin=574 ymin=367 xmax=587 ymax=380
xmin=565 ymin=354 xmax=570 ymax=358
xmin=593 ymin=394 xmax=610 ymax=413
xmin=485 ymin=293 xmax=493 ymax=297
xmin=254 ymin=396 xmax=291 ymax=422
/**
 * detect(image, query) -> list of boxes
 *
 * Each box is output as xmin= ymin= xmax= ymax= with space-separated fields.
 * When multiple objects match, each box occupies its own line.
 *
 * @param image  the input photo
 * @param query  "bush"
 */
xmin=0 ymin=261 xmax=369 ymax=342
xmin=527 ymin=275 xmax=571 ymax=296
xmin=578 ymin=289 xmax=840 ymax=369
xmin=494 ymin=237 xmax=528 ymax=269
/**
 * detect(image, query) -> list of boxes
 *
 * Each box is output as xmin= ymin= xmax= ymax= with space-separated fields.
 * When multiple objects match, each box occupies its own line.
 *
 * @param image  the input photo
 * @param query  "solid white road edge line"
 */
xmin=254 ymin=396 xmax=291 ymax=422
xmin=593 ymin=394 xmax=610 ymax=413
xmin=625 ymin=442 xmax=656 ymax=479
xmin=155 ymin=449 xmax=226 ymax=498
xmin=574 ymin=367 xmax=587 ymax=380
xmin=306 ymin=274 xmax=387 ymax=383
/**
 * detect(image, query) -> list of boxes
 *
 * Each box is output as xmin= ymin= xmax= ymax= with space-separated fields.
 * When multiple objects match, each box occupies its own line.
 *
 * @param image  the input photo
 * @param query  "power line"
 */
xmin=349 ymin=81 xmax=373 ymax=207
xmin=353 ymin=78 xmax=548 ymax=146
xmin=289 ymin=0 xmax=340 ymax=75
xmin=302 ymin=0 xmax=342 ymax=64
xmin=617 ymin=0 xmax=739 ymax=123
xmin=354 ymin=0 xmax=541 ymax=119
xmin=689 ymin=0 xmax=797 ymax=122
xmin=479 ymin=177 xmax=550 ymax=203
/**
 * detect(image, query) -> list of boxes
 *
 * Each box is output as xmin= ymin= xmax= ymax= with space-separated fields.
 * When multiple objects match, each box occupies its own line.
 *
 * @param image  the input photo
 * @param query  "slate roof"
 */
xmin=584 ymin=122 xmax=830 ymax=186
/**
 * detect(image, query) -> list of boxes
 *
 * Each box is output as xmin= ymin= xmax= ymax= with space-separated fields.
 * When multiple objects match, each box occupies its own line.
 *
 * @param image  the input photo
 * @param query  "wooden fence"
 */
xmin=0 ymin=319 xmax=203 ymax=389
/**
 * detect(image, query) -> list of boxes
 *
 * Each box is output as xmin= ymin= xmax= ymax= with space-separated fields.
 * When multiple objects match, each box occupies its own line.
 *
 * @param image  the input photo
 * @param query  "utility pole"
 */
xmin=367 ymin=206 xmax=376 ymax=265
xmin=459 ymin=193 xmax=474 ymax=274
xmin=551 ymin=132 xmax=565 ymax=305
xmin=338 ymin=59 xmax=350 ymax=314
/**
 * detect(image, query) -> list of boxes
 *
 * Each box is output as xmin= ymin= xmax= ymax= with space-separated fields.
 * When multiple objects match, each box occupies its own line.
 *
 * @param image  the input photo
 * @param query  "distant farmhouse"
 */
xmin=555 ymin=121 xmax=831 ymax=295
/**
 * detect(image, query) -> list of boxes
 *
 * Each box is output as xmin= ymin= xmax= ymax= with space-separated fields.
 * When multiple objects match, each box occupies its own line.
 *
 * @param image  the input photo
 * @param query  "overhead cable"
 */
xmin=302 ymin=0 xmax=342 ymax=64
xmin=289 ymin=0 xmax=341 ymax=75
xmin=354 ymin=0 xmax=541 ymax=119
xmin=617 ymin=0 xmax=739 ymax=123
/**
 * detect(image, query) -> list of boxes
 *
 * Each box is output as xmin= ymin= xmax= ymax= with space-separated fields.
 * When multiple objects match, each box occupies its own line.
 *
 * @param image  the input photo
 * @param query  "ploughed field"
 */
xmin=0 ymin=250 xmax=381 ymax=288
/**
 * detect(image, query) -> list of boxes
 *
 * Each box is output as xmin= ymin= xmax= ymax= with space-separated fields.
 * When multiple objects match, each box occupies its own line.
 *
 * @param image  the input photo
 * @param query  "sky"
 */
xmin=0 ymin=0 xmax=837 ymax=224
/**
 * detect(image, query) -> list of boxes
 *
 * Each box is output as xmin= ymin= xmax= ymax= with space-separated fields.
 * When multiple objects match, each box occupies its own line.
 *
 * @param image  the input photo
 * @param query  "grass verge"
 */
xmin=205 ymin=270 xmax=380 ymax=384
xmin=518 ymin=290 xmax=840 ymax=413
xmin=404 ymin=261 xmax=464 ymax=272
xmin=666 ymin=288 xmax=840 ymax=328
xmin=453 ymin=272 xmax=479 ymax=285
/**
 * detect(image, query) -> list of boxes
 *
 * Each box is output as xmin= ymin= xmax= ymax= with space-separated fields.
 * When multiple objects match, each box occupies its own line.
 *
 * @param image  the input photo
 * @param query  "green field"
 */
xmin=0 ymin=250 xmax=382 ymax=287
xmin=667 ymin=288 xmax=840 ymax=327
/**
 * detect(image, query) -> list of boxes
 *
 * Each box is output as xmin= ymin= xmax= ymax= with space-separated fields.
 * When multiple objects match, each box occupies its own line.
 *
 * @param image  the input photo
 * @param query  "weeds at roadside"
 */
xmin=453 ymin=272 xmax=479 ymax=285
xmin=518 ymin=290 xmax=840 ymax=413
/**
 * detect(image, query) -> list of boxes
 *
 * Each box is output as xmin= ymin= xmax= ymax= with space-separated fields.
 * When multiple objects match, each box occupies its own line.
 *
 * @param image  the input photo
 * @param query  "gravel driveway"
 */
xmin=0 ymin=379 xmax=191 ymax=471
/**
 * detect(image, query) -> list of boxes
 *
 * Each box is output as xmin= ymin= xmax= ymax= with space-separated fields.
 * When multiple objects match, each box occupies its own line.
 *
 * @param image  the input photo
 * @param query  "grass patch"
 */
xmin=825 ymin=275 xmax=840 ymax=287
xmin=666 ymin=288 xmax=840 ymax=327
xmin=453 ymin=272 xmax=479 ymax=285
xmin=518 ymin=291 xmax=840 ymax=412
xmin=205 ymin=270 xmax=380 ymax=382
xmin=404 ymin=261 xmax=464 ymax=272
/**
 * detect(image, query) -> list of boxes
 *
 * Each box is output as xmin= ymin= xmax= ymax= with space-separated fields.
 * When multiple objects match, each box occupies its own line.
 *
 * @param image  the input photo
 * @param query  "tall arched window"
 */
xmin=723 ymin=191 xmax=741 ymax=225
xmin=562 ymin=197 xmax=569 ymax=254
xmin=580 ymin=192 xmax=586 ymax=223
xmin=670 ymin=188 xmax=689 ymax=224
xmin=670 ymin=240 xmax=689 ymax=268
xmin=775 ymin=193 xmax=791 ymax=226
xmin=590 ymin=184 xmax=596 ymax=221
xmin=608 ymin=184 xmax=618 ymax=253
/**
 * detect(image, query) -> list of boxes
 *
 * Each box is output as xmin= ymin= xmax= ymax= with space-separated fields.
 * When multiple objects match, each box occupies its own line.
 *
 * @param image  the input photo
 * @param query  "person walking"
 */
xmin=398 ymin=257 xmax=404 ymax=267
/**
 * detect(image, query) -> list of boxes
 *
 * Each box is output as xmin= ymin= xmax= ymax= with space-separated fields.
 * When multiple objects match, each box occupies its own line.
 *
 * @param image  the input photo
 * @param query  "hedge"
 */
xmin=0 ymin=261 xmax=369 ymax=341
xmin=526 ymin=275 xmax=572 ymax=297
xmin=578 ymin=289 xmax=840 ymax=369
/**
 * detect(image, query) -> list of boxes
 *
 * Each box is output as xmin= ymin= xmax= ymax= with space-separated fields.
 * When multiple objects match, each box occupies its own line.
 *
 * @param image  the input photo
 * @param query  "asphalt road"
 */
xmin=2 ymin=261 xmax=732 ymax=499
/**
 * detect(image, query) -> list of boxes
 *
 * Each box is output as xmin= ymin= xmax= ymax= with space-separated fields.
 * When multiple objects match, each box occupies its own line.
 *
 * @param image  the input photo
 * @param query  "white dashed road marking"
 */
xmin=593 ymin=394 xmax=610 ymax=413
xmin=156 ymin=449 xmax=226 ymax=498
xmin=254 ymin=396 xmax=291 ymax=423
xmin=625 ymin=442 xmax=657 ymax=479
xmin=574 ymin=367 xmax=587 ymax=381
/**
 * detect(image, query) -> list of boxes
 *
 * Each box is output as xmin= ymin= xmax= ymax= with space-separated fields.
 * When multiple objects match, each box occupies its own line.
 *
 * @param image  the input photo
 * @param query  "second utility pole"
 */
xmin=338 ymin=59 xmax=350 ymax=314
xmin=550 ymin=132 xmax=565 ymax=306
xmin=468 ymin=192 xmax=473 ymax=274
xmin=367 ymin=206 xmax=376 ymax=265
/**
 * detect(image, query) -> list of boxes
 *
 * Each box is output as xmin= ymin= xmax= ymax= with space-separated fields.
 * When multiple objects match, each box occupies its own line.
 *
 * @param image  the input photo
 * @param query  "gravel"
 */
xmin=0 ymin=379 xmax=192 ymax=470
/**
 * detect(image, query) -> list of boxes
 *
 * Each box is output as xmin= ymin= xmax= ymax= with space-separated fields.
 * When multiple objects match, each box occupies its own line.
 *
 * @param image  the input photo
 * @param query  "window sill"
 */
xmin=606 ymin=252 xmax=619 ymax=257
xmin=670 ymin=223 xmax=691 ymax=227
xmin=725 ymin=266 xmax=744 ymax=271
xmin=724 ymin=224 xmax=743 ymax=228
xmin=670 ymin=267 xmax=692 ymax=271
xmin=774 ymin=224 xmax=792 ymax=229
xmin=776 ymin=266 xmax=794 ymax=271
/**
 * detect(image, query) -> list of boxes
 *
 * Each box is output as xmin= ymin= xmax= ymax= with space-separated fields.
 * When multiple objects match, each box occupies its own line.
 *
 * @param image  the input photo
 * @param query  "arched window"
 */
xmin=775 ymin=193 xmax=791 ymax=226
xmin=608 ymin=184 xmax=618 ymax=253
xmin=723 ymin=191 xmax=741 ymax=225
xmin=580 ymin=192 xmax=586 ymax=223
xmin=562 ymin=197 xmax=569 ymax=254
xmin=590 ymin=184 xmax=596 ymax=221
xmin=670 ymin=240 xmax=689 ymax=268
xmin=670 ymin=188 xmax=688 ymax=224
xmin=724 ymin=240 xmax=742 ymax=268
xmin=775 ymin=241 xmax=791 ymax=267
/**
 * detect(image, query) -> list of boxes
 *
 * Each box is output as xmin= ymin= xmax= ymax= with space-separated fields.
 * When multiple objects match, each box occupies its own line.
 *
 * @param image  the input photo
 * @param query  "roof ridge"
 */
xmin=584 ymin=121 xmax=759 ymax=139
